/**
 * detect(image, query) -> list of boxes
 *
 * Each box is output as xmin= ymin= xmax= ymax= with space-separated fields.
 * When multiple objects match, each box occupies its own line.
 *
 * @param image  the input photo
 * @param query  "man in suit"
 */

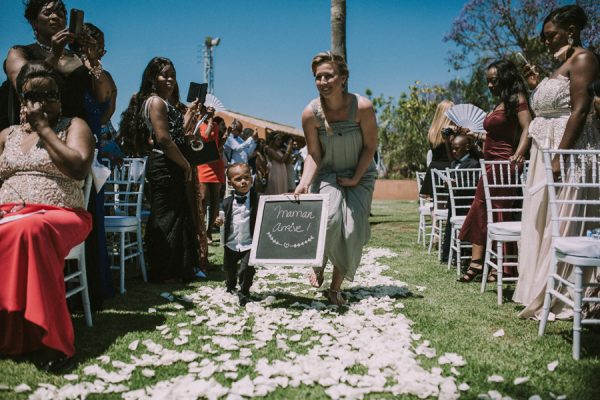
xmin=215 ymin=163 xmax=258 ymax=306
xmin=441 ymin=135 xmax=480 ymax=263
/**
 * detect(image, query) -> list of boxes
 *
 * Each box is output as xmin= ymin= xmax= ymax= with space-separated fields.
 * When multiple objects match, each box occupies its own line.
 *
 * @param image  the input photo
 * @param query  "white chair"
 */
xmin=64 ymin=174 xmax=94 ymax=327
xmin=445 ymin=167 xmax=481 ymax=276
xmin=480 ymin=160 xmax=528 ymax=304
xmin=104 ymin=157 xmax=148 ymax=294
xmin=538 ymin=149 xmax=600 ymax=360
xmin=416 ymin=172 xmax=432 ymax=246
xmin=428 ymin=169 xmax=449 ymax=261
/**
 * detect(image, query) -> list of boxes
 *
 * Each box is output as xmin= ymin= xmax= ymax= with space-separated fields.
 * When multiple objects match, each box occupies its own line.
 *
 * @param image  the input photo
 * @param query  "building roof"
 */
xmin=216 ymin=110 xmax=304 ymax=139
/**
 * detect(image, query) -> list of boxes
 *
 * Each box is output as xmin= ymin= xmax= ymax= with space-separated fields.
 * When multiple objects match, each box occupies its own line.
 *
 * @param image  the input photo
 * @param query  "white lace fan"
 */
xmin=204 ymin=94 xmax=226 ymax=112
xmin=445 ymin=104 xmax=486 ymax=133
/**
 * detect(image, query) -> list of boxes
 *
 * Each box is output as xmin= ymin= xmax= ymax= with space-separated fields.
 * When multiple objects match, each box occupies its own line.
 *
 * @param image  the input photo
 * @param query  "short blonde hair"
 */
xmin=311 ymin=51 xmax=349 ymax=82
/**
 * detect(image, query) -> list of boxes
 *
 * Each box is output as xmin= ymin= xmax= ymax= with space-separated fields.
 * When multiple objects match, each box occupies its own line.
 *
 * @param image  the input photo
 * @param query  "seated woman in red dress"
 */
xmin=0 ymin=61 xmax=94 ymax=371
xmin=458 ymin=59 xmax=532 ymax=282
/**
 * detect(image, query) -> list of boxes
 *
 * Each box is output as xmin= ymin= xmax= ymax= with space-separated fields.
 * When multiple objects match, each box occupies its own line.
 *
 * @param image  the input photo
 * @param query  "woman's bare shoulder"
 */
xmin=355 ymin=94 xmax=374 ymax=111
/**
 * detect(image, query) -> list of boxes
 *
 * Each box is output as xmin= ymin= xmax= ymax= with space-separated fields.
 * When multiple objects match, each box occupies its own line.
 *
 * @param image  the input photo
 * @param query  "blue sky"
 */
xmin=0 ymin=0 xmax=467 ymax=128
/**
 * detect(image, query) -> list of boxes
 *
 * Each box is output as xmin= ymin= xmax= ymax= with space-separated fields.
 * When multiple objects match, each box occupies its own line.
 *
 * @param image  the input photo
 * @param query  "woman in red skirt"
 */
xmin=0 ymin=62 xmax=93 ymax=371
xmin=458 ymin=60 xmax=532 ymax=282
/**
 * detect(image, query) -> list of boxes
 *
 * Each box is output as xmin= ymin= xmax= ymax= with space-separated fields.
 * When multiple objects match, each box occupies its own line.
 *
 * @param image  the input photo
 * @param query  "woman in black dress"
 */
xmin=119 ymin=57 xmax=200 ymax=282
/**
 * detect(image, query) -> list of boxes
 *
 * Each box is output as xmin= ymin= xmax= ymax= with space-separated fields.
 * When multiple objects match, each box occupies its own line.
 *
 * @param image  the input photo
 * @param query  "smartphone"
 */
xmin=69 ymin=9 xmax=84 ymax=35
xmin=187 ymin=82 xmax=208 ymax=104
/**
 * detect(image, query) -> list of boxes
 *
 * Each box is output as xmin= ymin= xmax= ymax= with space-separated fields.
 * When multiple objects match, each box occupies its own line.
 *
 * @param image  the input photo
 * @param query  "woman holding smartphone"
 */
xmin=513 ymin=5 xmax=600 ymax=318
xmin=4 ymin=1 xmax=112 ymax=125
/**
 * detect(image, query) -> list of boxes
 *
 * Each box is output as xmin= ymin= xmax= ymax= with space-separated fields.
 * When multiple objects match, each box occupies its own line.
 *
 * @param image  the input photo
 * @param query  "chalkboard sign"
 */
xmin=250 ymin=194 xmax=329 ymax=266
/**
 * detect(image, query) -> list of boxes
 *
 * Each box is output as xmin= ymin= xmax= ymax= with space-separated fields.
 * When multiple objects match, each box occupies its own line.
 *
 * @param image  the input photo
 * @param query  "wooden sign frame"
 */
xmin=250 ymin=194 xmax=329 ymax=266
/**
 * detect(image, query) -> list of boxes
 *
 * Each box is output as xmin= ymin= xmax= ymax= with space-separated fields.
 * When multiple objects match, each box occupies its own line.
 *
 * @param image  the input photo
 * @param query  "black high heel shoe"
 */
xmin=458 ymin=262 xmax=483 ymax=282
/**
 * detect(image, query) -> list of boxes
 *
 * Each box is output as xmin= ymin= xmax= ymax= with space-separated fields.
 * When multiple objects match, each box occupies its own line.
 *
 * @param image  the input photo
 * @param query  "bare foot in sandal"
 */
xmin=307 ymin=267 xmax=324 ymax=288
xmin=327 ymin=289 xmax=347 ymax=306
xmin=458 ymin=260 xmax=483 ymax=283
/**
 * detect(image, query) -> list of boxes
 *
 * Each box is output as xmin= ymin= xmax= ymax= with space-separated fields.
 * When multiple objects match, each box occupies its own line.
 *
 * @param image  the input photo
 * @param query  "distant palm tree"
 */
xmin=330 ymin=0 xmax=346 ymax=62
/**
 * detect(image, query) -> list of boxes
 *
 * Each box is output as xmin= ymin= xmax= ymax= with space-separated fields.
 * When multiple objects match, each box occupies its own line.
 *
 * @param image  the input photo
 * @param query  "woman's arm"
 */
xmin=294 ymin=105 xmax=322 ymax=194
xmin=559 ymin=52 xmax=599 ymax=150
xmin=510 ymin=94 xmax=532 ymax=164
xmin=5 ymin=48 xmax=29 ymax=89
xmin=148 ymin=97 xmax=192 ymax=181
xmin=337 ymin=96 xmax=377 ymax=187
xmin=265 ymin=142 xmax=292 ymax=163
xmin=182 ymin=100 xmax=201 ymax=133
xmin=100 ymin=71 xmax=117 ymax=124
xmin=32 ymin=115 xmax=94 ymax=180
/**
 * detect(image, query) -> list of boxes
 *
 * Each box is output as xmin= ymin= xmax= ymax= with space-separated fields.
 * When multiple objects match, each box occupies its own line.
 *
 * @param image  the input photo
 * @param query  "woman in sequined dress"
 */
xmin=0 ymin=62 xmax=94 ymax=371
xmin=513 ymin=5 xmax=600 ymax=319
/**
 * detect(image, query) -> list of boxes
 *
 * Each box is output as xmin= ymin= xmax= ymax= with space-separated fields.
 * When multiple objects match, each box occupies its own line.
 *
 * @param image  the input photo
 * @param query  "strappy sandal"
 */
xmin=307 ymin=267 xmax=325 ymax=288
xmin=458 ymin=261 xmax=483 ymax=283
xmin=327 ymin=289 xmax=347 ymax=307
xmin=487 ymin=271 xmax=498 ymax=283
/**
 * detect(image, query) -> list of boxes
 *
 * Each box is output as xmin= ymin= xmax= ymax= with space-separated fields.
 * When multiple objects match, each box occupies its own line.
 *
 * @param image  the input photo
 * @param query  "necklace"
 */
xmin=36 ymin=40 xmax=52 ymax=53
xmin=36 ymin=41 xmax=72 ymax=57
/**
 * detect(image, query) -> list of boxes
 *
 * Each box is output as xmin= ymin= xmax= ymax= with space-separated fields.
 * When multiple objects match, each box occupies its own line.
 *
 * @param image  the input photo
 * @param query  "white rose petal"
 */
xmin=128 ymin=339 xmax=140 ymax=351
xmin=492 ymin=329 xmax=505 ymax=338
xmin=547 ymin=360 xmax=559 ymax=371
xmin=14 ymin=384 xmax=31 ymax=393
xmin=487 ymin=375 xmax=504 ymax=383
xmin=141 ymin=369 xmax=155 ymax=378
xmin=513 ymin=376 xmax=529 ymax=385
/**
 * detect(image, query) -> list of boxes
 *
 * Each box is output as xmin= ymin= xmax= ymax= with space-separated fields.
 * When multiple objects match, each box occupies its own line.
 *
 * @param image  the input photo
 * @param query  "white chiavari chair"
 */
xmin=538 ymin=149 xmax=600 ymax=360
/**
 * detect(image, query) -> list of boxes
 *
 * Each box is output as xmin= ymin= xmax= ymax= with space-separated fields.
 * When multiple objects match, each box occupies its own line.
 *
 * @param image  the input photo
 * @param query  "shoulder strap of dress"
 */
xmin=310 ymin=98 xmax=326 ymax=129
xmin=142 ymin=95 xmax=167 ymax=133
xmin=348 ymin=94 xmax=359 ymax=122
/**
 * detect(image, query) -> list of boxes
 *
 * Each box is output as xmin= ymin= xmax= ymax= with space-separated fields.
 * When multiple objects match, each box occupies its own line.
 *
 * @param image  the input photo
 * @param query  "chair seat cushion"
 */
xmin=419 ymin=204 xmax=432 ymax=214
xmin=105 ymin=216 xmax=138 ymax=228
xmin=555 ymin=237 xmax=600 ymax=259
xmin=488 ymin=221 xmax=521 ymax=236
xmin=450 ymin=216 xmax=465 ymax=226
xmin=434 ymin=209 xmax=448 ymax=218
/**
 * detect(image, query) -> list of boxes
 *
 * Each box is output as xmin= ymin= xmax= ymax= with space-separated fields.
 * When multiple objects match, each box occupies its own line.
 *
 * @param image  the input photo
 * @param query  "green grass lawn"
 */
xmin=1 ymin=200 xmax=598 ymax=399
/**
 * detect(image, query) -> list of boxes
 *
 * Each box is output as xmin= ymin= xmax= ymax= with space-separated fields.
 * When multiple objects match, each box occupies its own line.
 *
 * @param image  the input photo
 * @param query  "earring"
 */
xmin=568 ymin=36 xmax=574 ymax=47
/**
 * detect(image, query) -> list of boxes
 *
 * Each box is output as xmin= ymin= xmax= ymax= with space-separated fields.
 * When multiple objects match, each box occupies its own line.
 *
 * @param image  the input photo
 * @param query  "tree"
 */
xmin=444 ymin=0 xmax=599 ymax=113
xmin=331 ymin=0 xmax=347 ymax=62
xmin=369 ymin=83 xmax=448 ymax=178
xmin=445 ymin=0 xmax=599 ymax=72
xmin=444 ymin=0 xmax=557 ymax=73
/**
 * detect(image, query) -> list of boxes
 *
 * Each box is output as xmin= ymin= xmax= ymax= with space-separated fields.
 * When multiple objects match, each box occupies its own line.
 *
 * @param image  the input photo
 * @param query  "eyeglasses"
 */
xmin=22 ymin=90 xmax=61 ymax=103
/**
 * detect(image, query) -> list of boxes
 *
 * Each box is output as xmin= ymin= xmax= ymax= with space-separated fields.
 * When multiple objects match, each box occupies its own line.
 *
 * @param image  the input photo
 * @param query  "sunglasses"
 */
xmin=22 ymin=90 xmax=61 ymax=103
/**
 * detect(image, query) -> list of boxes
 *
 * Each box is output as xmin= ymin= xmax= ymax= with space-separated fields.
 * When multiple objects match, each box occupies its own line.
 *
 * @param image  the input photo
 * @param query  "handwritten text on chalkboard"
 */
xmin=250 ymin=194 xmax=329 ymax=266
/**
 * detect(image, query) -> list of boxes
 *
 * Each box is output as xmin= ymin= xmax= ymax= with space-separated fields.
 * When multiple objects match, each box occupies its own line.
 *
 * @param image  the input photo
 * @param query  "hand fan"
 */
xmin=445 ymin=104 xmax=486 ymax=133
xmin=204 ymin=94 xmax=226 ymax=112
